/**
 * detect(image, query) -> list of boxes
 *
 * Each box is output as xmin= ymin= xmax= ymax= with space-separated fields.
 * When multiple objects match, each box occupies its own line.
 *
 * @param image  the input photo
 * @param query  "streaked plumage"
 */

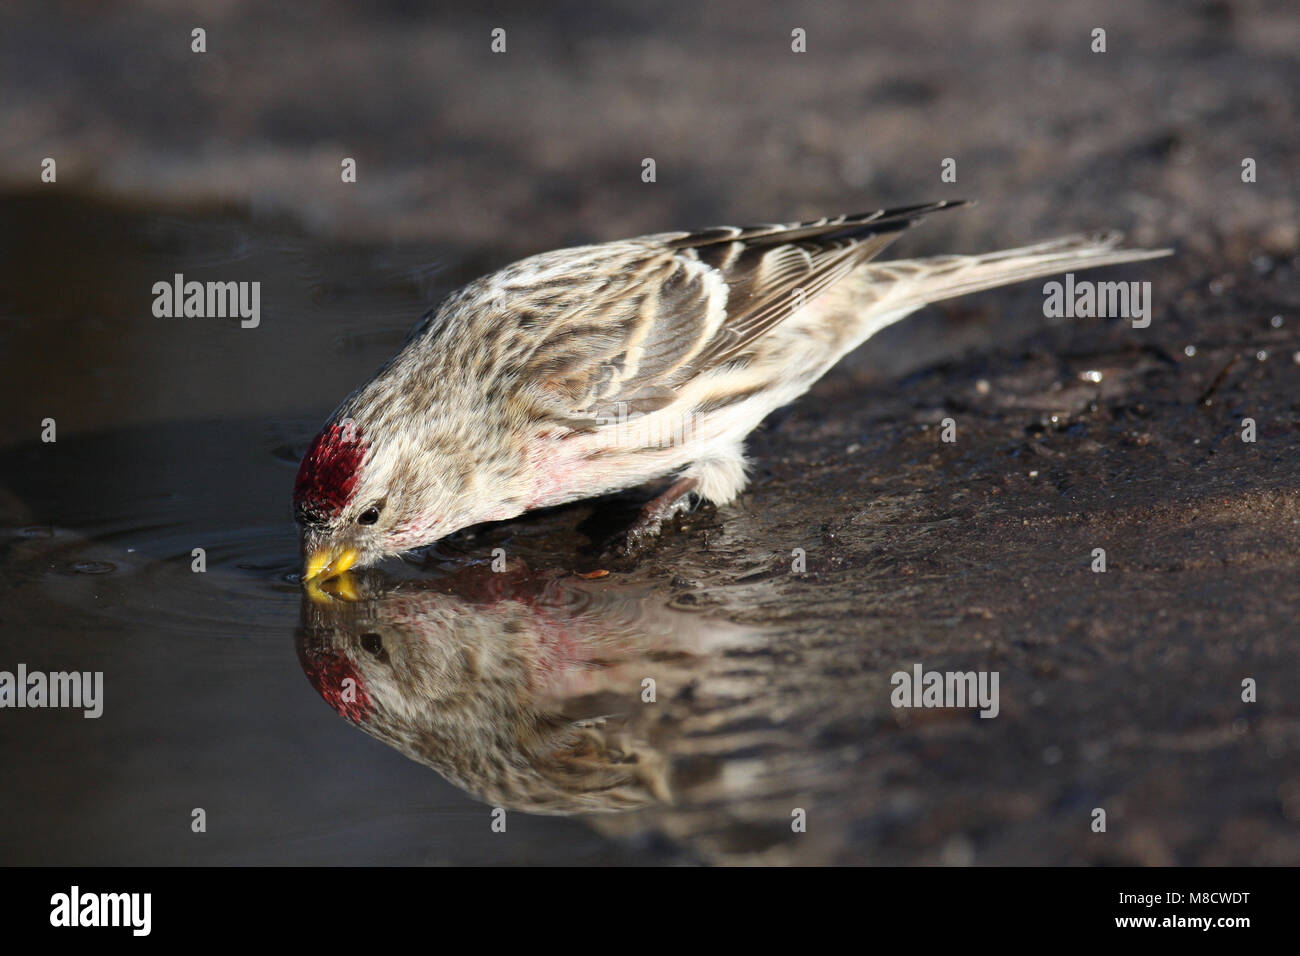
xmin=295 ymin=202 xmax=1170 ymax=579
xmin=296 ymin=566 xmax=735 ymax=813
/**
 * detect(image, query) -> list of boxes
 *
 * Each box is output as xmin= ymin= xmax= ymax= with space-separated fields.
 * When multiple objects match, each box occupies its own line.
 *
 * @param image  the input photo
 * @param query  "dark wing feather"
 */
xmin=517 ymin=201 xmax=964 ymax=426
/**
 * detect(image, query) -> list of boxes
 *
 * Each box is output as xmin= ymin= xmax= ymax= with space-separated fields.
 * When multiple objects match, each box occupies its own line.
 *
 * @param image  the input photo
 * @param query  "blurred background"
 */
xmin=3 ymin=0 xmax=1295 ymax=250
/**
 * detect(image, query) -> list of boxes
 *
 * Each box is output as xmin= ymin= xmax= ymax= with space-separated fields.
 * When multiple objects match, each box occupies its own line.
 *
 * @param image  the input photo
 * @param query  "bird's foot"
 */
xmin=607 ymin=477 xmax=698 ymax=559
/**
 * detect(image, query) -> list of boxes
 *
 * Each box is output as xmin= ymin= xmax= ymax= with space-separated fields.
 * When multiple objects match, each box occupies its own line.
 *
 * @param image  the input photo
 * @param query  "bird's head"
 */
xmin=293 ymin=416 xmax=456 ymax=581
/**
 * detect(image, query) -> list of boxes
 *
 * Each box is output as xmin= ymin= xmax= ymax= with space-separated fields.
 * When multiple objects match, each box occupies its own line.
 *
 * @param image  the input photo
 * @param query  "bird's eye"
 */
xmin=358 ymin=505 xmax=382 ymax=526
xmin=360 ymin=633 xmax=384 ymax=657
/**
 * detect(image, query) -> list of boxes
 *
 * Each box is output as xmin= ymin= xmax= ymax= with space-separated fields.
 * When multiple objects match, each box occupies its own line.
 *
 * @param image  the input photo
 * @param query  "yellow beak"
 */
xmin=302 ymin=547 xmax=360 ymax=583
xmin=304 ymin=571 xmax=362 ymax=604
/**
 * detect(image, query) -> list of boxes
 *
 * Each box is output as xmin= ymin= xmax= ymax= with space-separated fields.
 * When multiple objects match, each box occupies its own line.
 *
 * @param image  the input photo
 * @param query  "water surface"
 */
xmin=0 ymin=193 xmax=715 ymax=864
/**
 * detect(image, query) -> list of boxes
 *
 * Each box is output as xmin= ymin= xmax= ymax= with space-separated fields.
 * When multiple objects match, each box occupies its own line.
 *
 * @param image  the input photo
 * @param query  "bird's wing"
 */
xmin=502 ymin=201 xmax=963 ymax=427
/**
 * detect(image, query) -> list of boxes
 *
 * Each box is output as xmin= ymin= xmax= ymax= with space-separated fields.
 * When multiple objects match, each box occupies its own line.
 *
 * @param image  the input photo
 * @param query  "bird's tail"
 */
xmin=864 ymin=231 xmax=1172 ymax=313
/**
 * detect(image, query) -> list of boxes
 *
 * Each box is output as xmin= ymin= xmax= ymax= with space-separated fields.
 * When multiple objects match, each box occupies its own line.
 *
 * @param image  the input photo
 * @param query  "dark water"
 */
xmin=0 ymin=192 xmax=724 ymax=864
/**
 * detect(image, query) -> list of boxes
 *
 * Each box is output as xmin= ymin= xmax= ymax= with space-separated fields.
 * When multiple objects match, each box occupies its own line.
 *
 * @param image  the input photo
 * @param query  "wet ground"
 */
xmin=2 ymin=0 xmax=1299 ymax=865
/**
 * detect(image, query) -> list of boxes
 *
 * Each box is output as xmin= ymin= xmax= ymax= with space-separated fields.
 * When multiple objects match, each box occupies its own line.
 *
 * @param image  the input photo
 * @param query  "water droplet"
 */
xmin=1256 ymin=350 xmax=1268 ymax=361
xmin=1080 ymin=370 xmax=1103 ymax=383
xmin=1270 ymin=314 xmax=1284 ymax=328
xmin=1183 ymin=345 xmax=1197 ymax=357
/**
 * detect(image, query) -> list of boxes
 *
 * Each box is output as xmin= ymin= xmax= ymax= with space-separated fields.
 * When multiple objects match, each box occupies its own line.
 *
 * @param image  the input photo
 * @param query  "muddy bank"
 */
xmin=587 ymin=243 xmax=1300 ymax=864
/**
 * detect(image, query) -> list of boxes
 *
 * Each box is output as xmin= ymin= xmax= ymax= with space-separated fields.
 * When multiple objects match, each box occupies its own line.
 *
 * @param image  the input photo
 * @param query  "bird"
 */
xmin=295 ymin=563 xmax=728 ymax=813
xmin=294 ymin=201 xmax=1169 ymax=581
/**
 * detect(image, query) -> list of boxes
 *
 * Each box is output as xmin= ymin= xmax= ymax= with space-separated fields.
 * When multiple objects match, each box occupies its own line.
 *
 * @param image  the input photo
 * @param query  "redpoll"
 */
xmin=295 ymin=201 xmax=1168 ymax=580
xmin=296 ymin=565 xmax=694 ymax=812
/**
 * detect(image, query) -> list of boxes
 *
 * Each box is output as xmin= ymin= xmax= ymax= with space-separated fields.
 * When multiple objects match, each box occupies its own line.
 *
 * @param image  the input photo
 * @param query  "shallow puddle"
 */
xmin=298 ymin=565 xmax=758 ymax=815
xmin=0 ymin=193 xmax=762 ymax=863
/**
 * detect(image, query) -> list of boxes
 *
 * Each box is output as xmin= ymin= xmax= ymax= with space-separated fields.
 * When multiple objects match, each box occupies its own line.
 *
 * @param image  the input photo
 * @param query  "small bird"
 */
xmin=295 ymin=201 xmax=1168 ymax=581
xmin=297 ymin=564 xmax=713 ymax=813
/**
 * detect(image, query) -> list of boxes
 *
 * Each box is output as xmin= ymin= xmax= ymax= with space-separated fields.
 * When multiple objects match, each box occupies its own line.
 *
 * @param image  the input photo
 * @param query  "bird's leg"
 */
xmin=614 ymin=476 xmax=698 ymax=556
xmin=637 ymin=476 xmax=698 ymax=532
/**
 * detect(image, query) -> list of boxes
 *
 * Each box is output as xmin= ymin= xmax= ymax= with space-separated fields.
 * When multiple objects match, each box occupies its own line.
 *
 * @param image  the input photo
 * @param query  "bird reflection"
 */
xmin=296 ymin=562 xmax=721 ymax=814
